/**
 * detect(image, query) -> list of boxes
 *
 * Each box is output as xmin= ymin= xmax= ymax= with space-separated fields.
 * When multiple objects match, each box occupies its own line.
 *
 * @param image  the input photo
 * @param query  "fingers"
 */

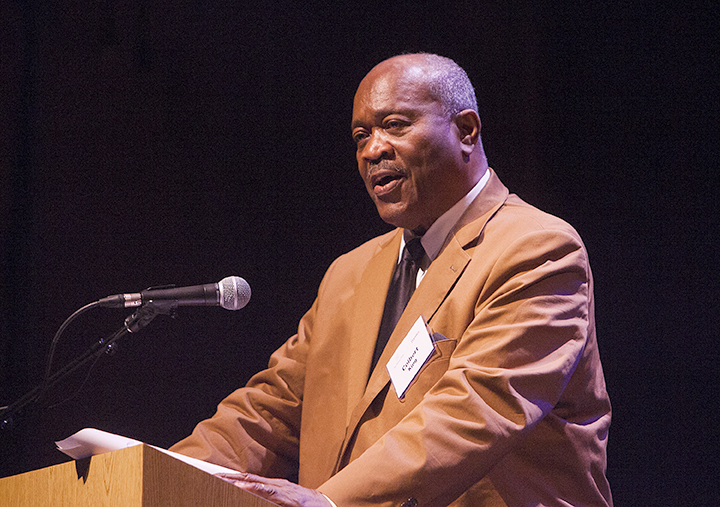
xmin=217 ymin=472 xmax=273 ymax=490
xmin=216 ymin=471 xmax=259 ymax=483
xmin=215 ymin=473 xmax=331 ymax=507
xmin=217 ymin=472 xmax=284 ymax=489
xmin=217 ymin=473 xmax=284 ymax=502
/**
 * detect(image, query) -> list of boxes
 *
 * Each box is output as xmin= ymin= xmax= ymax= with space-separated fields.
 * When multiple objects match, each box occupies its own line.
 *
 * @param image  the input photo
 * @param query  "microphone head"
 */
xmin=218 ymin=276 xmax=251 ymax=310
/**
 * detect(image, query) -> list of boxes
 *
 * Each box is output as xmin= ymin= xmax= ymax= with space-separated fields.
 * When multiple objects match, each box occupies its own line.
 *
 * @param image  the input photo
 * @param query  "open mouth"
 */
xmin=376 ymin=174 xmax=402 ymax=187
xmin=369 ymin=164 xmax=406 ymax=195
xmin=372 ymin=172 xmax=404 ymax=195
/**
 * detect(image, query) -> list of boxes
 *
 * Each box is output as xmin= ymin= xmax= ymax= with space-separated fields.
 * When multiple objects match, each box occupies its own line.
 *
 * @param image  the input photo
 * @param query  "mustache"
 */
xmin=367 ymin=160 xmax=407 ymax=178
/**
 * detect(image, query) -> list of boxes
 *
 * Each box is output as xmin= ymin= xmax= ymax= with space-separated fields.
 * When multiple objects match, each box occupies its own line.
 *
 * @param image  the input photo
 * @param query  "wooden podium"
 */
xmin=0 ymin=444 xmax=278 ymax=506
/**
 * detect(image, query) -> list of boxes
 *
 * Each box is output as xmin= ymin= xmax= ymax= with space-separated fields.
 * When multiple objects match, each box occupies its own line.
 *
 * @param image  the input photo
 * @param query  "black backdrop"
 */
xmin=1 ymin=2 xmax=717 ymax=505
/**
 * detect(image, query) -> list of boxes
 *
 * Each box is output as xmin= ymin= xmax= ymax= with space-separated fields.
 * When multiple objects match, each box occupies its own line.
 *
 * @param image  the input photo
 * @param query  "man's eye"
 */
xmin=353 ymin=131 xmax=368 ymax=144
xmin=385 ymin=119 xmax=410 ymax=131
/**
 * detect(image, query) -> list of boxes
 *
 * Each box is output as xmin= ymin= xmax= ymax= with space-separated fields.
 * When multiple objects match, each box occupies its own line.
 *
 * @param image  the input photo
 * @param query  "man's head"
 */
xmin=352 ymin=53 xmax=488 ymax=233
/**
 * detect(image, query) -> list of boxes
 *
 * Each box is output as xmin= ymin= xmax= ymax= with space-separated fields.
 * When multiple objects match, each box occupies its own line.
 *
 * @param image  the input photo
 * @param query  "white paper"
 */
xmin=386 ymin=315 xmax=436 ymax=399
xmin=55 ymin=428 xmax=143 ymax=459
xmin=56 ymin=428 xmax=238 ymax=476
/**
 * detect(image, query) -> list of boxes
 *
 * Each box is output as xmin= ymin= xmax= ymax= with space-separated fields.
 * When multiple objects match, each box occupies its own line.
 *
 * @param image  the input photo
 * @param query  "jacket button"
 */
xmin=400 ymin=498 xmax=418 ymax=507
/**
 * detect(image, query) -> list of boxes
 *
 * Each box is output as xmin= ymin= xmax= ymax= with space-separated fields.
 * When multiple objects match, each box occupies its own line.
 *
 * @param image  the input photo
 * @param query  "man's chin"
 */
xmin=374 ymin=203 xmax=418 ymax=230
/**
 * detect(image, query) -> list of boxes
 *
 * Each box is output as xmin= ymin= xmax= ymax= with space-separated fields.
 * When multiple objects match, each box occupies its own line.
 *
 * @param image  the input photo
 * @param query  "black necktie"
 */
xmin=370 ymin=238 xmax=426 ymax=373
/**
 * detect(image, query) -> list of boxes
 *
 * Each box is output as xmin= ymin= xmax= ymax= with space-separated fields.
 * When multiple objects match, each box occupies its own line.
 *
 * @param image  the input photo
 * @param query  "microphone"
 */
xmin=98 ymin=276 xmax=251 ymax=311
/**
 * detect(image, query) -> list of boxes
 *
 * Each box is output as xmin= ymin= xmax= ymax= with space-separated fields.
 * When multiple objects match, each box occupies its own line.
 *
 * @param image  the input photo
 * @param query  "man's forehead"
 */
xmin=355 ymin=73 xmax=403 ymax=109
xmin=352 ymin=64 xmax=436 ymax=122
xmin=358 ymin=59 xmax=429 ymax=98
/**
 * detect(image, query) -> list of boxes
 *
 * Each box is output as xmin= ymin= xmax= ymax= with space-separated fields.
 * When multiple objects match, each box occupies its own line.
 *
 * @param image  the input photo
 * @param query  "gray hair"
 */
xmin=413 ymin=53 xmax=478 ymax=116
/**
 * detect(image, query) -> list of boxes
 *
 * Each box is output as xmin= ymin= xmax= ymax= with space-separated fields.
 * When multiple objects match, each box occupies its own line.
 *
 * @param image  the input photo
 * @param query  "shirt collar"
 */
xmin=400 ymin=168 xmax=490 ymax=264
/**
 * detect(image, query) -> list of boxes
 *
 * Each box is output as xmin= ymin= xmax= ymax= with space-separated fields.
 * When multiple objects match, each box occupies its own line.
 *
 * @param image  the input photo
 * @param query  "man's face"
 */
xmin=351 ymin=60 xmax=467 ymax=232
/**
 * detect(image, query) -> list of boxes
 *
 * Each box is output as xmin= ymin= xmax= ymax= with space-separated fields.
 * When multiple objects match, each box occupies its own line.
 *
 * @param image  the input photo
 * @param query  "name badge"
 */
xmin=386 ymin=316 xmax=436 ymax=399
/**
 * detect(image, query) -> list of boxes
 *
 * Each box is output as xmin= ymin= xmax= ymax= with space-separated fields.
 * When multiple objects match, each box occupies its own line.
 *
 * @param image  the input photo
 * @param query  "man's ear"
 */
xmin=454 ymin=109 xmax=481 ymax=157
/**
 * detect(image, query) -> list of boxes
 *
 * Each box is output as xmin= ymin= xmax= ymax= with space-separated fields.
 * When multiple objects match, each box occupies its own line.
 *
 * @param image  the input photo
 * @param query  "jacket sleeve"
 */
xmin=319 ymin=226 xmax=595 ymax=506
xmin=169 ymin=300 xmax=318 ymax=480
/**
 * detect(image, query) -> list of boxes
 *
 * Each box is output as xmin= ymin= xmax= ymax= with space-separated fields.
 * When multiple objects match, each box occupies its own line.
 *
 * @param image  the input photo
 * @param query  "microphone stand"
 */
xmin=0 ymin=301 xmax=177 ymax=430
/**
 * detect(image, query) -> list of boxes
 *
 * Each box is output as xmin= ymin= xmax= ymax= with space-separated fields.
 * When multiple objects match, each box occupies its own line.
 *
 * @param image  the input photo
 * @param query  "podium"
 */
xmin=0 ymin=444 xmax=278 ymax=506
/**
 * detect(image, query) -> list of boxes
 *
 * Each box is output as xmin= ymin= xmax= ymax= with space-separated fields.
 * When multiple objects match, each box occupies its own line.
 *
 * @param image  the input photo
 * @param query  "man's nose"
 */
xmin=360 ymin=129 xmax=393 ymax=162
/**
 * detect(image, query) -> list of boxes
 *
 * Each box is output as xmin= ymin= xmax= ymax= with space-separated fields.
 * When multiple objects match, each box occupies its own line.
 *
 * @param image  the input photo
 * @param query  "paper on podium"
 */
xmin=56 ymin=428 xmax=238 ymax=476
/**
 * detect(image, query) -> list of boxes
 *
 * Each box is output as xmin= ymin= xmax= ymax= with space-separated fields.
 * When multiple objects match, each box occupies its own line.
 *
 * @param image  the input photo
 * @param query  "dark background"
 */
xmin=1 ymin=2 xmax=717 ymax=505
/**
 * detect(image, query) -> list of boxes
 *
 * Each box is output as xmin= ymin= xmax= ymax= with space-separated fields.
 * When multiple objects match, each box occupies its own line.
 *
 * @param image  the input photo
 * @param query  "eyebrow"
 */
xmin=351 ymin=108 xmax=416 ymax=130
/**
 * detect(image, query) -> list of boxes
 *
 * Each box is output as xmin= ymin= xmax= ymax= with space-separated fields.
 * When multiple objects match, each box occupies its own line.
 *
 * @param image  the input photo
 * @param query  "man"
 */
xmin=170 ymin=53 xmax=613 ymax=506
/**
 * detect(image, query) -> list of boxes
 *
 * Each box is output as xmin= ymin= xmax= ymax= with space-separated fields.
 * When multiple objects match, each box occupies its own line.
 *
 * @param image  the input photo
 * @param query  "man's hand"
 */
xmin=216 ymin=472 xmax=333 ymax=507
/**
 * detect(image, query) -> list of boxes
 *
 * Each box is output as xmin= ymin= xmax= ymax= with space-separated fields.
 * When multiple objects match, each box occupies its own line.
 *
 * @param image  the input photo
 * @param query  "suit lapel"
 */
xmin=337 ymin=169 xmax=511 ymax=468
xmin=342 ymin=231 xmax=402 ymax=424
xmin=364 ymin=237 xmax=471 ymax=393
xmin=335 ymin=238 xmax=471 ymax=470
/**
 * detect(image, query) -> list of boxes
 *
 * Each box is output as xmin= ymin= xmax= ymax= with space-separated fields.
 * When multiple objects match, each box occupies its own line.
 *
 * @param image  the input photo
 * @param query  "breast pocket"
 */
xmin=399 ymin=338 xmax=457 ymax=404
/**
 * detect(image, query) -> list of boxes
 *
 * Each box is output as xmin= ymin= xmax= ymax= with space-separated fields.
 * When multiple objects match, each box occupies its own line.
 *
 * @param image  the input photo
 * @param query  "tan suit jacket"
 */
xmin=170 ymin=170 xmax=613 ymax=506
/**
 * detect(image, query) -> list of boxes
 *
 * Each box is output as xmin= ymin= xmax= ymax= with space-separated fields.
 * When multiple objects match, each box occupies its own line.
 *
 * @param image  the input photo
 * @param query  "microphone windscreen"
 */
xmin=218 ymin=276 xmax=251 ymax=310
